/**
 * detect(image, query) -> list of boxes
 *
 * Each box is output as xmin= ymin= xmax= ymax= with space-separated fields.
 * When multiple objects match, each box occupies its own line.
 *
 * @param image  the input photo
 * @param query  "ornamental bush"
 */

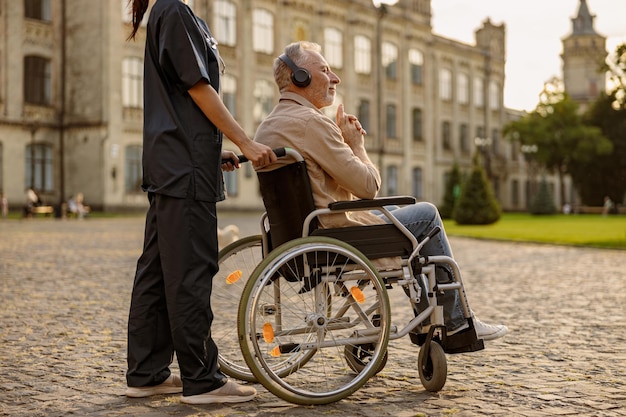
xmin=453 ymin=158 xmax=501 ymax=225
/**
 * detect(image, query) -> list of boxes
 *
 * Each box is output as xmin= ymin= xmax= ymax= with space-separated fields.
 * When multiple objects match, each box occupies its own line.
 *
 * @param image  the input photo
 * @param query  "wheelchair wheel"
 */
xmin=418 ymin=340 xmax=447 ymax=392
xmin=344 ymin=314 xmax=388 ymax=374
xmin=213 ymin=235 xmax=263 ymax=382
xmin=238 ymin=236 xmax=391 ymax=405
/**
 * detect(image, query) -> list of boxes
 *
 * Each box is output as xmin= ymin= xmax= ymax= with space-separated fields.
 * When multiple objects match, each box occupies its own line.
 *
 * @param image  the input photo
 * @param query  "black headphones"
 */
xmin=278 ymin=54 xmax=311 ymax=88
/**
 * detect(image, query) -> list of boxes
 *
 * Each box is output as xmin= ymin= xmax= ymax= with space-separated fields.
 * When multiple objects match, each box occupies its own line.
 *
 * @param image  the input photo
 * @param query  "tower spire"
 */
xmin=571 ymin=0 xmax=598 ymax=35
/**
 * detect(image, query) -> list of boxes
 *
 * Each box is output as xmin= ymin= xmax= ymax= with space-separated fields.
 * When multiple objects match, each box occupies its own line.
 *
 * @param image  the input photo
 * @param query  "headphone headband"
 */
xmin=278 ymin=54 xmax=312 ymax=88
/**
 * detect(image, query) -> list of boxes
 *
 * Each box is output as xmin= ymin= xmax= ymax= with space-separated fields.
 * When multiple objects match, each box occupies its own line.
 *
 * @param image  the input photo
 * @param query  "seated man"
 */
xmin=254 ymin=41 xmax=507 ymax=343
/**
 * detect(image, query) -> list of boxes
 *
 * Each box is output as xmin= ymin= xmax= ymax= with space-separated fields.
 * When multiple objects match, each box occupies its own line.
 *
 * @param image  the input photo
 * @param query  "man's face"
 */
xmin=300 ymin=50 xmax=341 ymax=109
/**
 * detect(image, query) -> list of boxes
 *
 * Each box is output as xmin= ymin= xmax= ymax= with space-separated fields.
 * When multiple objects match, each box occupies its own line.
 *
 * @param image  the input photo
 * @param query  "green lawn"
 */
xmin=443 ymin=213 xmax=626 ymax=250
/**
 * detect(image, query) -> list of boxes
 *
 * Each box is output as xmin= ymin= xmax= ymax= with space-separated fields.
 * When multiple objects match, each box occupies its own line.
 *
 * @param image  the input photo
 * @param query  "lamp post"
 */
xmin=474 ymin=135 xmax=492 ymax=179
xmin=28 ymin=122 xmax=39 ymax=190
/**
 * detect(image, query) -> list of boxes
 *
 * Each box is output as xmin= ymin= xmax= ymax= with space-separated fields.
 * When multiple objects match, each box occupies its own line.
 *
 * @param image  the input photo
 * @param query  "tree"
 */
xmin=453 ymin=155 xmax=501 ymax=225
xmin=503 ymin=80 xmax=611 ymax=206
xmin=439 ymin=163 xmax=462 ymax=219
xmin=602 ymin=42 xmax=626 ymax=110
xmin=529 ymin=177 xmax=557 ymax=215
xmin=576 ymin=91 xmax=626 ymax=205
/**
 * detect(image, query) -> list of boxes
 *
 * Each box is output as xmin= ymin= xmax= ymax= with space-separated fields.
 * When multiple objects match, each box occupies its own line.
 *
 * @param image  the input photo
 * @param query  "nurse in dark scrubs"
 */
xmin=124 ymin=0 xmax=275 ymax=404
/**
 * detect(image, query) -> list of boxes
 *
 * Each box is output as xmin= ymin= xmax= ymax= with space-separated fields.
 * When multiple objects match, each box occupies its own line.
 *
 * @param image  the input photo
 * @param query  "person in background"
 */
xmin=125 ymin=0 xmax=275 ymax=405
xmin=67 ymin=192 xmax=89 ymax=219
xmin=255 ymin=41 xmax=508 ymax=347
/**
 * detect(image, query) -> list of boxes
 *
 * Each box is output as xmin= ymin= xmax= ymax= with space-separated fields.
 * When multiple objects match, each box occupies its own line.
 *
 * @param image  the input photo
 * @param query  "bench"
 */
xmin=577 ymin=205 xmax=625 ymax=215
xmin=29 ymin=205 xmax=55 ymax=217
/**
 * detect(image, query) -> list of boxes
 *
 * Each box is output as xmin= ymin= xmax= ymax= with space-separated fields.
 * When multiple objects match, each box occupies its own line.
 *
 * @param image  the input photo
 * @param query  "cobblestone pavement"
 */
xmin=1 ymin=213 xmax=625 ymax=417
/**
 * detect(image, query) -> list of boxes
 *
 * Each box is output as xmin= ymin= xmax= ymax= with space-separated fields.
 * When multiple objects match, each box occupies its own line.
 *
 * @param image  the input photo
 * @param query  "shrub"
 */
xmin=453 ymin=158 xmax=501 ymax=225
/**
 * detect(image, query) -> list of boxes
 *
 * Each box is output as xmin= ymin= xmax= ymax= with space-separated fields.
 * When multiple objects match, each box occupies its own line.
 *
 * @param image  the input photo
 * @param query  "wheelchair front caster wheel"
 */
xmin=418 ymin=341 xmax=447 ymax=392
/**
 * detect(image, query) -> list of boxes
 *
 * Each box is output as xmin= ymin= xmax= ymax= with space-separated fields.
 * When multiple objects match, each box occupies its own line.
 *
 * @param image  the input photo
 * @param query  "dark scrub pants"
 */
xmin=126 ymin=192 xmax=226 ymax=396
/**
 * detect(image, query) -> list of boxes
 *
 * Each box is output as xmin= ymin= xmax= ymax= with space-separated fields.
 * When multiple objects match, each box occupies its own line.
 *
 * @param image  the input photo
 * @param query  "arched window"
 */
xmin=354 ymin=35 xmax=371 ymax=74
xmin=125 ymin=145 xmax=142 ymax=193
xmin=25 ymin=0 xmax=51 ymax=21
xmin=253 ymin=80 xmax=274 ymax=123
xmin=25 ymin=143 xmax=54 ymax=192
xmin=24 ymin=56 xmax=51 ymax=105
xmin=222 ymin=74 xmax=237 ymax=117
xmin=122 ymin=57 xmax=143 ymax=108
xmin=409 ymin=49 xmax=423 ymax=85
xmin=382 ymin=42 xmax=398 ymax=80
xmin=324 ymin=27 xmax=343 ymax=69
xmin=253 ymin=9 xmax=274 ymax=54
xmin=214 ymin=0 xmax=236 ymax=46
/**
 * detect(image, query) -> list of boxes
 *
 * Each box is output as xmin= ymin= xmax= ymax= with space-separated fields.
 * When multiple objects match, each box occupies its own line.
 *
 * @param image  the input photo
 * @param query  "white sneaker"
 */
xmin=474 ymin=317 xmax=508 ymax=341
xmin=180 ymin=380 xmax=257 ymax=404
xmin=125 ymin=374 xmax=183 ymax=398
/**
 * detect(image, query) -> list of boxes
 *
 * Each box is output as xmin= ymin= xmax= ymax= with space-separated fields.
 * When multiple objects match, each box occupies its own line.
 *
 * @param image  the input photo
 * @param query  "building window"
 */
xmin=354 ymin=35 xmax=371 ymax=74
xmin=121 ymin=0 xmax=148 ymax=25
xmin=512 ymin=179 xmax=520 ymax=208
xmin=386 ymin=165 xmax=398 ymax=196
xmin=125 ymin=145 xmax=142 ymax=193
xmin=476 ymin=126 xmax=484 ymax=143
xmin=439 ymin=68 xmax=452 ymax=101
xmin=412 ymin=108 xmax=423 ymax=142
xmin=457 ymin=72 xmax=469 ymax=105
xmin=491 ymin=128 xmax=500 ymax=155
xmin=412 ymin=167 xmax=423 ymax=199
xmin=358 ymin=99 xmax=371 ymax=133
xmin=24 ymin=56 xmax=51 ymax=105
xmin=474 ymin=77 xmax=484 ymax=107
xmin=0 ymin=142 xmax=3 ymax=193
xmin=409 ymin=49 xmax=423 ymax=85
xmin=324 ymin=27 xmax=343 ymax=69
xmin=323 ymin=93 xmax=342 ymax=120
xmin=224 ymin=170 xmax=238 ymax=197
xmin=489 ymin=80 xmax=500 ymax=110
xmin=459 ymin=123 xmax=469 ymax=154
xmin=222 ymin=74 xmax=237 ymax=117
xmin=385 ymin=104 xmax=397 ymax=138
xmin=382 ymin=42 xmax=397 ymax=80
xmin=214 ymin=0 xmax=236 ymax=46
xmin=253 ymin=80 xmax=274 ymax=123
xmin=122 ymin=57 xmax=143 ymax=108
xmin=442 ymin=121 xmax=451 ymax=150
xmin=25 ymin=0 xmax=51 ymax=21
xmin=252 ymin=9 xmax=274 ymax=54
xmin=25 ymin=143 xmax=54 ymax=192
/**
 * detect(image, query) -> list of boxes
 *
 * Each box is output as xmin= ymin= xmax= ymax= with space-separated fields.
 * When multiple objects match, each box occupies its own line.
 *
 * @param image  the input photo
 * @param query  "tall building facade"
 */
xmin=561 ymin=0 xmax=607 ymax=112
xmin=0 ymin=0 xmax=561 ymax=213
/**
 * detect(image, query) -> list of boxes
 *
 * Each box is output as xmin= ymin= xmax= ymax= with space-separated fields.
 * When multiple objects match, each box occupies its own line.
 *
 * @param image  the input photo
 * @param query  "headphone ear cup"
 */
xmin=279 ymin=54 xmax=312 ymax=88
xmin=292 ymin=68 xmax=311 ymax=88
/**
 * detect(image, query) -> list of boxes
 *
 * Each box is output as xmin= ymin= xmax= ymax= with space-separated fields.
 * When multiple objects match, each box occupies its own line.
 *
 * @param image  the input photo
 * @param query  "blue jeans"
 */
xmin=379 ymin=202 xmax=466 ymax=331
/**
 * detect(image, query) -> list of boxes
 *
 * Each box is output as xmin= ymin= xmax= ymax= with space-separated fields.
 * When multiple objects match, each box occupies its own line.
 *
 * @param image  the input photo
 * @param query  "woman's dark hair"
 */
xmin=127 ymin=0 xmax=150 ymax=41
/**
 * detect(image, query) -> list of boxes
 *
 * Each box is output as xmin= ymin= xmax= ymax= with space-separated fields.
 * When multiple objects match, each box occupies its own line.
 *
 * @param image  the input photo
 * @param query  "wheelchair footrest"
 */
xmin=409 ymin=321 xmax=485 ymax=354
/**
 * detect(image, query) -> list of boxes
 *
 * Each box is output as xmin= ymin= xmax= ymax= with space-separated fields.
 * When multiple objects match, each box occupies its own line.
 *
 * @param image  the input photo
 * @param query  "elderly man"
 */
xmin=254 ymin=41 xmax=507 ymax=345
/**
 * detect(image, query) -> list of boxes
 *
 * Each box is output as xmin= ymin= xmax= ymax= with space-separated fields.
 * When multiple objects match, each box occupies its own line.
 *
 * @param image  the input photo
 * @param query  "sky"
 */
xmin=427 ymin=0 xmax=626 ymax=111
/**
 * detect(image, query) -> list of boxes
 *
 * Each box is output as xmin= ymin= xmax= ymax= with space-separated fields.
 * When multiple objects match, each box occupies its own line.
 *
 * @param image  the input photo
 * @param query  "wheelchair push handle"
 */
xmin=222 ymin=147 xmax=287 ymax=164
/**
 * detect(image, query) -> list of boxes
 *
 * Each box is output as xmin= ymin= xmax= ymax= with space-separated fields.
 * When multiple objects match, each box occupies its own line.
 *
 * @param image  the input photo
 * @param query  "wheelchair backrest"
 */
xmin=257 ymin=160 xmax=318 ymax=252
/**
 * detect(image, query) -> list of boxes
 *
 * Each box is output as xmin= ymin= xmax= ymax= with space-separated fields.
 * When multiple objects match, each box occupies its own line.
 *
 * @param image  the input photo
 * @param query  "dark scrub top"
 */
xmin=142 ymin=0 xmax=225 ymax=202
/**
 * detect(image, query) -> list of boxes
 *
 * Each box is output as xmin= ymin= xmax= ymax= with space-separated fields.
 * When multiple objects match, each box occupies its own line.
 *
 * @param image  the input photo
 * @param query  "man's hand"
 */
xmin=336 ymin=104 xmax=366 ymax=148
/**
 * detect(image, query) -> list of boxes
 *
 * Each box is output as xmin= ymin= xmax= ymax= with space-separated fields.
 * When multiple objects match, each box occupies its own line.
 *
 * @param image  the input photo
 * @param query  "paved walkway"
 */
xmin=1 ymin=213 xmax=625 ymax=416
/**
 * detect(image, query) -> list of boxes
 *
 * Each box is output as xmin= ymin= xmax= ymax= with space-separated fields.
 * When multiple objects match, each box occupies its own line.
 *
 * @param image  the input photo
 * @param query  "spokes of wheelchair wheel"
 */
xmin=213 ymin=235 xmax=263 ymax=382
xmin=239 ymin=237 xmax=391 ymax=405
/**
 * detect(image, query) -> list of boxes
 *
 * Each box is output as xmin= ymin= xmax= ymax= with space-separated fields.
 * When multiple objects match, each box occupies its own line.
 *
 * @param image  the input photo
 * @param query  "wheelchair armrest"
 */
xmin=328 ymin=196 xmax=416 ymax=211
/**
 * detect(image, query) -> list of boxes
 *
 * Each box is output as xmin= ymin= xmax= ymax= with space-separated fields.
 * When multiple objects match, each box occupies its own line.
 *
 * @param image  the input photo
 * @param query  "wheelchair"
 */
xmin=213 ymin=148 xmax=483 ymax=405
